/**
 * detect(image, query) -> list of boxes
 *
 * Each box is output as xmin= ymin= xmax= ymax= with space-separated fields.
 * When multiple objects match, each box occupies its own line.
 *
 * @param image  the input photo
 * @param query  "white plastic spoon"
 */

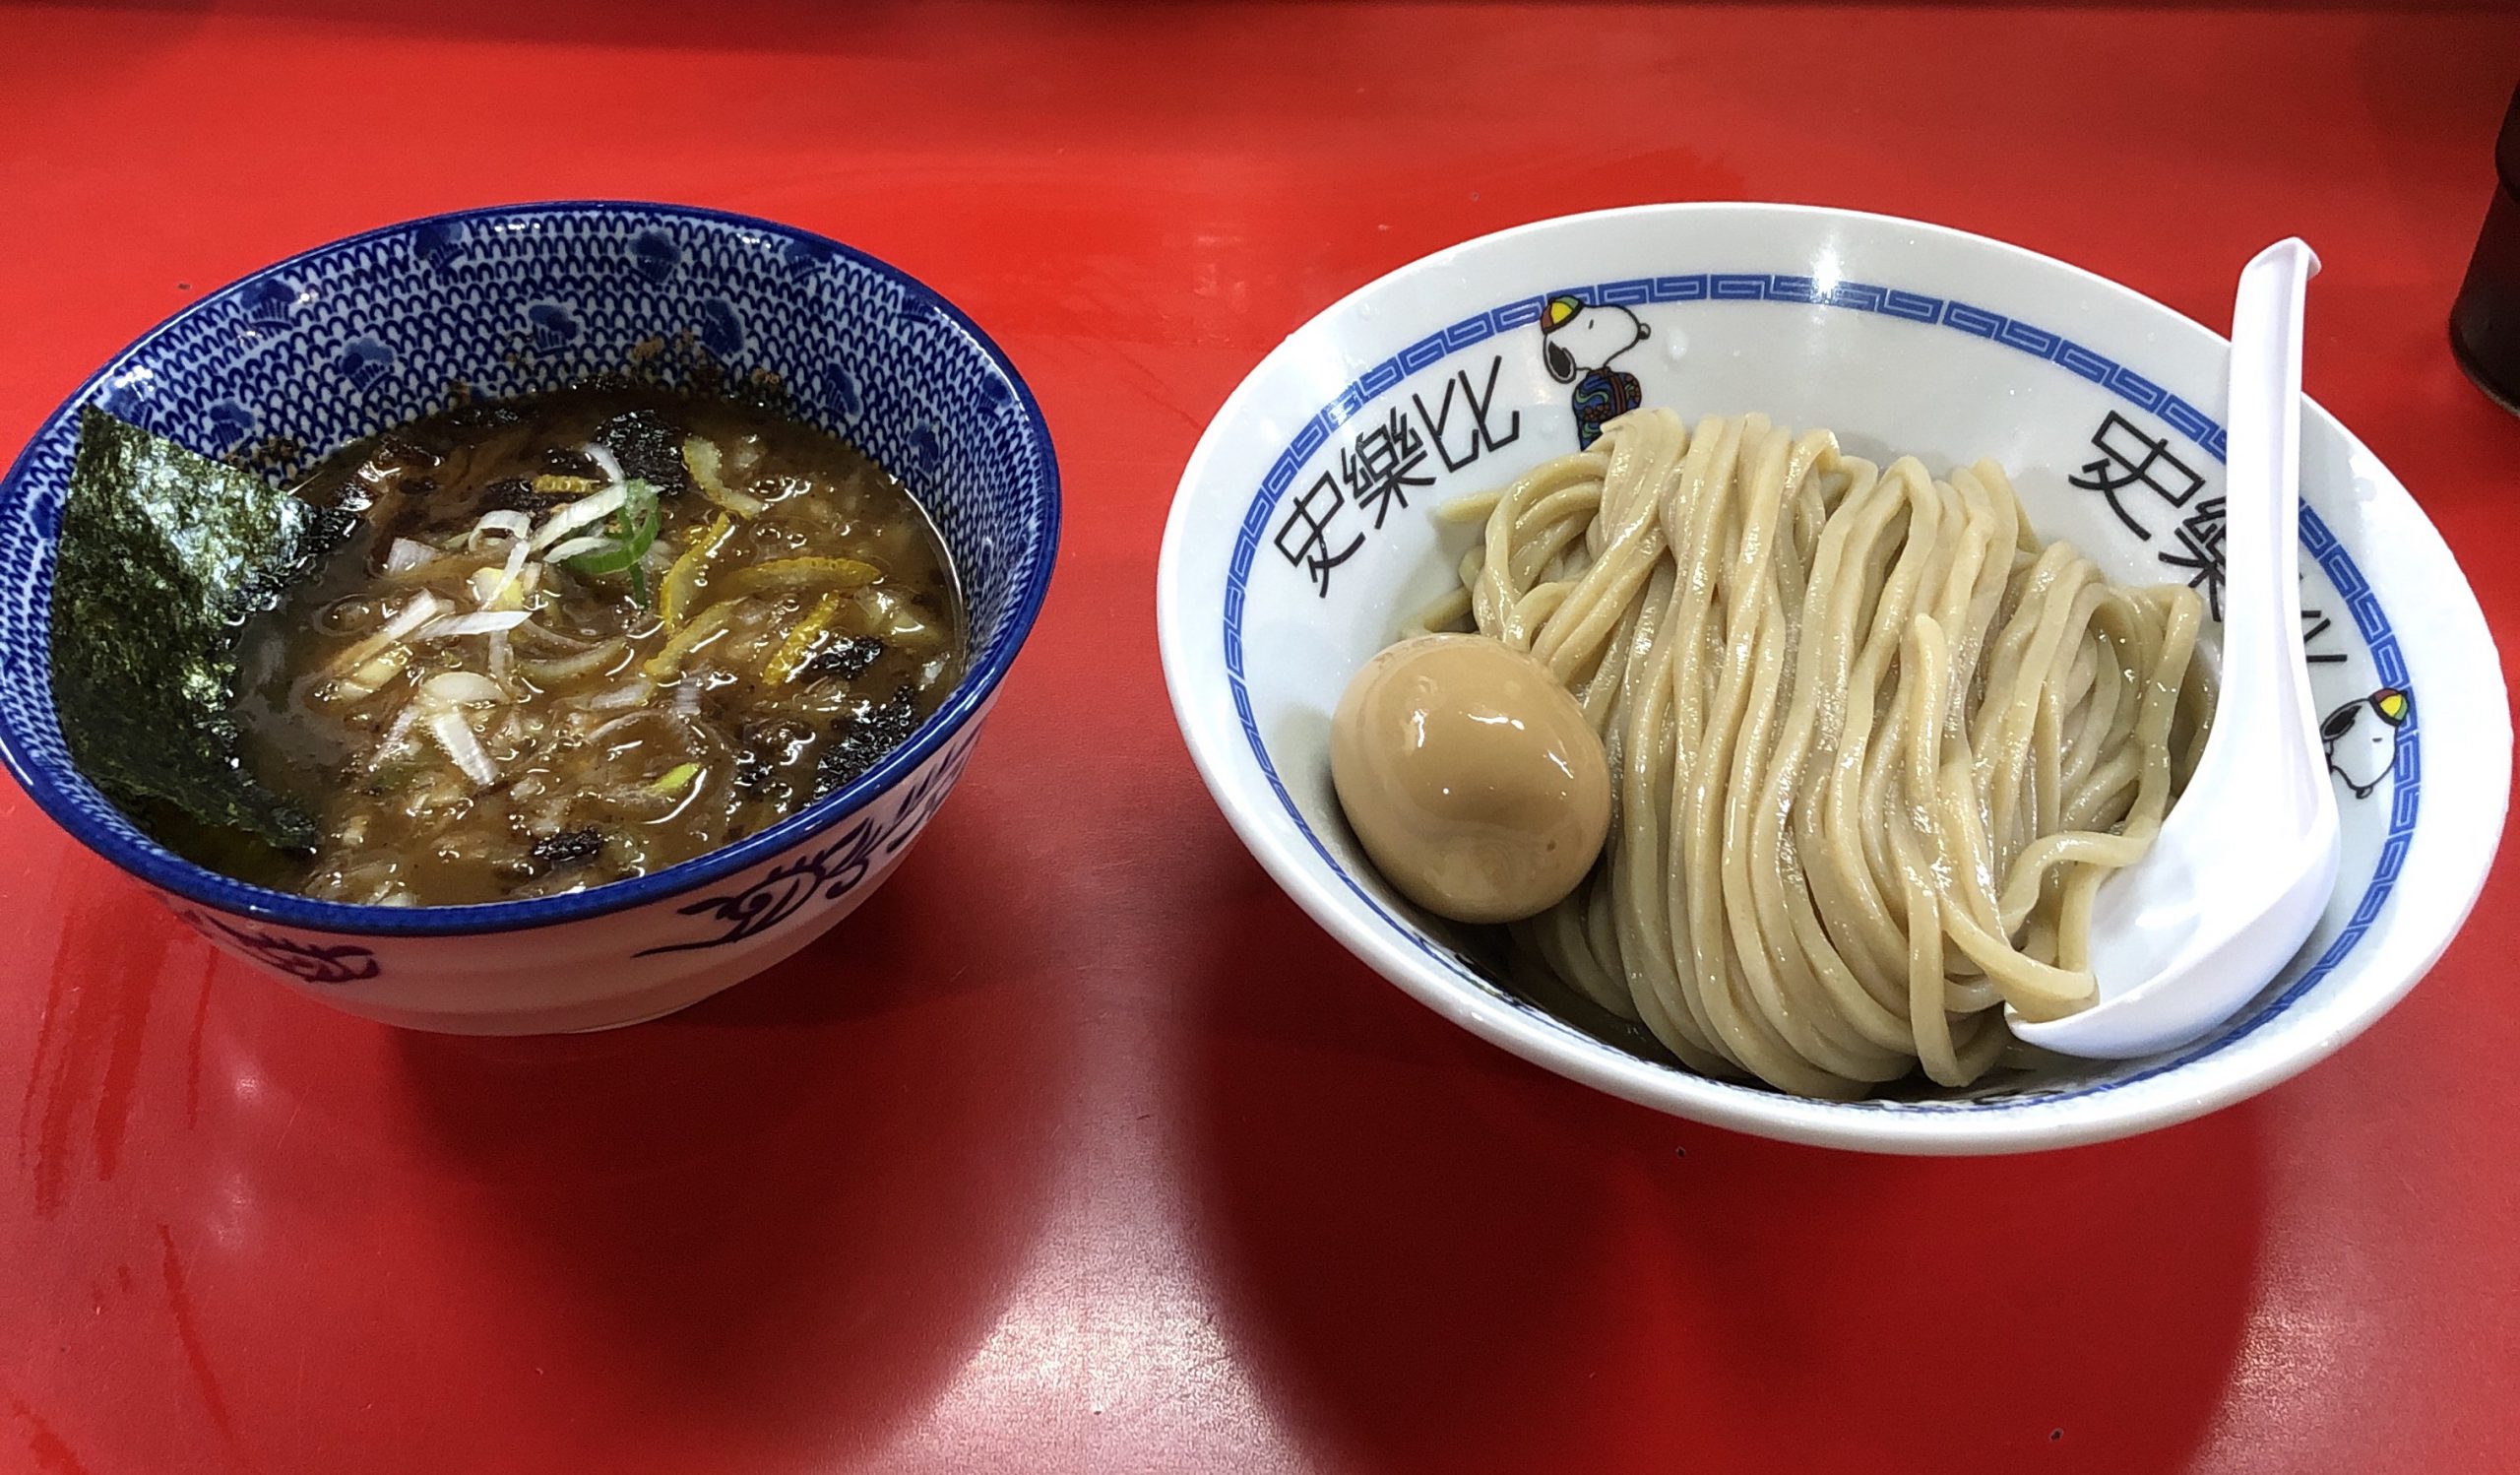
xmin=2010 ymin=238 xmax=2341 ymax=1059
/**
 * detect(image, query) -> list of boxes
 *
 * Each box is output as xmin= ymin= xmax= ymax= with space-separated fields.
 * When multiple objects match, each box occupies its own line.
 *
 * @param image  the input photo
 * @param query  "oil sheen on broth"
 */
xmin=229 ymin=388 xmax=964 ymax=906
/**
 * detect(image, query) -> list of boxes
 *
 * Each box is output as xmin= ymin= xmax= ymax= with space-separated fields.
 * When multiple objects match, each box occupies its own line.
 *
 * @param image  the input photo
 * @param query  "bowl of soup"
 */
xmin=0 ymin=201 xmax=1059 ymax=1033
xmin=1158 ymin=202 xmax=2508 ymax=1152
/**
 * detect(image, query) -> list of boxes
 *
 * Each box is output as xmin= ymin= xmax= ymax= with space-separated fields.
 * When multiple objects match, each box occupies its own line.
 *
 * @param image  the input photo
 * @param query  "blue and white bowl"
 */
xmin=0 ymin=202 xmax=1059 ymax=1034
xmin=1158 ymin=204 xmax=2508 ymax=1153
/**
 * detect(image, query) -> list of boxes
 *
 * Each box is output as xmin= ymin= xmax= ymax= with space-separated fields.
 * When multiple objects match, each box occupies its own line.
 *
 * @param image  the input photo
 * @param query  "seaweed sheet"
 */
xmin=50 ymin=407 xmax=353 ymax=850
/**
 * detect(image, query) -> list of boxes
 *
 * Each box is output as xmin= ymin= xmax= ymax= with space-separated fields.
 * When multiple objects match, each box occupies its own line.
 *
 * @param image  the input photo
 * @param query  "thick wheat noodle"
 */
xmin=1406 ymin=408 xmax=2207 ymax=1096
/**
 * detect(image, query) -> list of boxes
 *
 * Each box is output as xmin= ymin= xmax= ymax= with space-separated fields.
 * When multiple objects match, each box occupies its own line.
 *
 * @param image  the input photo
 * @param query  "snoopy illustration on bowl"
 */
xmin=1540 ymin=295 xmax=1650 ymax=449
xmin=2322 ymin=685 xmax=2411 ymax=801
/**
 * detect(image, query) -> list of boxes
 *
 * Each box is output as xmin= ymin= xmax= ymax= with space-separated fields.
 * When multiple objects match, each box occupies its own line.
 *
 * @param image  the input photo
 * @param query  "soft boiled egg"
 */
xmin=1329 ymin=633 xmax=1611 ymax=925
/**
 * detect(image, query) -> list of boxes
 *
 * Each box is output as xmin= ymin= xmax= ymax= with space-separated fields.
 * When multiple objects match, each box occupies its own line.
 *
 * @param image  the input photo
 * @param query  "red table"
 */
xmin=4 ymin=3 xmax=2517 ymax=1470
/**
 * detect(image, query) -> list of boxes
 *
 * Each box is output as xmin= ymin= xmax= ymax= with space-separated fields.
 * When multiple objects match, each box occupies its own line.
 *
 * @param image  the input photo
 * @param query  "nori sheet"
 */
xmin=50 ymin=407 xmax=353 ymax=850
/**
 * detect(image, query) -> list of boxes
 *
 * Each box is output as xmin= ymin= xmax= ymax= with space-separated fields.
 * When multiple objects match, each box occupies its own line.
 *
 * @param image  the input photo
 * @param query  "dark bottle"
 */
xmin=2451 ymin=84 xmax=2520 ymax=412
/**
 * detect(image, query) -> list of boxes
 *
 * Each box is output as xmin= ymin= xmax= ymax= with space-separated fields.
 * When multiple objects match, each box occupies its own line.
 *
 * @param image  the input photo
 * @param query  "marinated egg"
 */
xmin=1329 ymin=633 xmax=1611 ymax=924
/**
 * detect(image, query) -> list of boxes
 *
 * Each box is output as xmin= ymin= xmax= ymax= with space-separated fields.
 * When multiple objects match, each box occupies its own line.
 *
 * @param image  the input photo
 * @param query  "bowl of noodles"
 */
xmin=1157 ymin=203 xmax=2508 ymax=1152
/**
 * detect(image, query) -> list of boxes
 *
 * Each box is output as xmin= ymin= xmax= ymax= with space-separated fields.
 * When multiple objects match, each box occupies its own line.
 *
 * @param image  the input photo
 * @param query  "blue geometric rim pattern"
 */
xmin=1220 ymin=271 xmax=2420 ymax=1113
xmin=0 ymin=201 xmax=1060 ymax=937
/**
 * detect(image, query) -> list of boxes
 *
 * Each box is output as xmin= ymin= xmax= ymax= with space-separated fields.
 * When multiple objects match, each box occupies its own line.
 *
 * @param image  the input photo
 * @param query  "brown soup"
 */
xmin=225 ymin=387 xmax=964 ymax=906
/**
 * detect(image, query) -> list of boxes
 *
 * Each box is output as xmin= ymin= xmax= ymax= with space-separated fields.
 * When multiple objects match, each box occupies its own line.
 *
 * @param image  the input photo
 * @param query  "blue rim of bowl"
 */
xmin=0 ymin=200 xmax=1062 ymax=937
xmin=1219 ymin=256 xmax=2419 ymax=1113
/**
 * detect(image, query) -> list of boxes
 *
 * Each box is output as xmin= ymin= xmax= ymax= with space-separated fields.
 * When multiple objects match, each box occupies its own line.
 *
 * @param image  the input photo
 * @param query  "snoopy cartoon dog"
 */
xmin=1540 ymin=296 xmax=1651 ymax=449
xmin=2321 ymin=685 xmax=2410 ymax=801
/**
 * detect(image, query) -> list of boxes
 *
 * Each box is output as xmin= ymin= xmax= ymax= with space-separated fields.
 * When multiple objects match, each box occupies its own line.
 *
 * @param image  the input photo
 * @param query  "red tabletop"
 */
xmin=5 ymin=3 xmax=2519 ymax=1471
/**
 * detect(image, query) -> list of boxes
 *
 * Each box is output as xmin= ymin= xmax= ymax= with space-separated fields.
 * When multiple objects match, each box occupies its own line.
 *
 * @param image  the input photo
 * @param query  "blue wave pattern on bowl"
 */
xmin=1222 ymin=271 xmax=2420 ymax=1111
xmin=0 ymin=202 xmax=1058 ymax=939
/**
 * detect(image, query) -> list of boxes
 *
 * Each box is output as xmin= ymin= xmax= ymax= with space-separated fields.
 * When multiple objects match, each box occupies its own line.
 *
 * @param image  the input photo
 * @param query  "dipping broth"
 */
xmin=226 ymin=387 xmax=965 ymax=906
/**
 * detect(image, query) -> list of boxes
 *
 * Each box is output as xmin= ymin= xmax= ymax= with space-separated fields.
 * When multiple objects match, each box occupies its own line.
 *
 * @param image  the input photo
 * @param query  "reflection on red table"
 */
xmin=3 ymin=3 xmax=2516 ymax=1470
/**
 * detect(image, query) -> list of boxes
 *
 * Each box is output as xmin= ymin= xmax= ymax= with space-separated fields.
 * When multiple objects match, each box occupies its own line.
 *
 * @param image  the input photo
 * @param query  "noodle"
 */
xmin=1413 ymin=410 xmax=2207 ymax=1097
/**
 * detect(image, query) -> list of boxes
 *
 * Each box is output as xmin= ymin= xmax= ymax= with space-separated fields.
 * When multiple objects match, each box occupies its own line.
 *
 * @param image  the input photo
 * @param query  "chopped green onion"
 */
xmin=561 ymin=478 xmax=662 ymax=605
xmin=650 ymin=761 xmax=702 ymax=796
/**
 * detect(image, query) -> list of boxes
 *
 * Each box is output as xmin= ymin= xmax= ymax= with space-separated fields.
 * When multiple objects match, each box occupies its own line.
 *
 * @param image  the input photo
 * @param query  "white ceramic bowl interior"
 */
xmin=1159 ymin=204 xmax=2509 ymax=1153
